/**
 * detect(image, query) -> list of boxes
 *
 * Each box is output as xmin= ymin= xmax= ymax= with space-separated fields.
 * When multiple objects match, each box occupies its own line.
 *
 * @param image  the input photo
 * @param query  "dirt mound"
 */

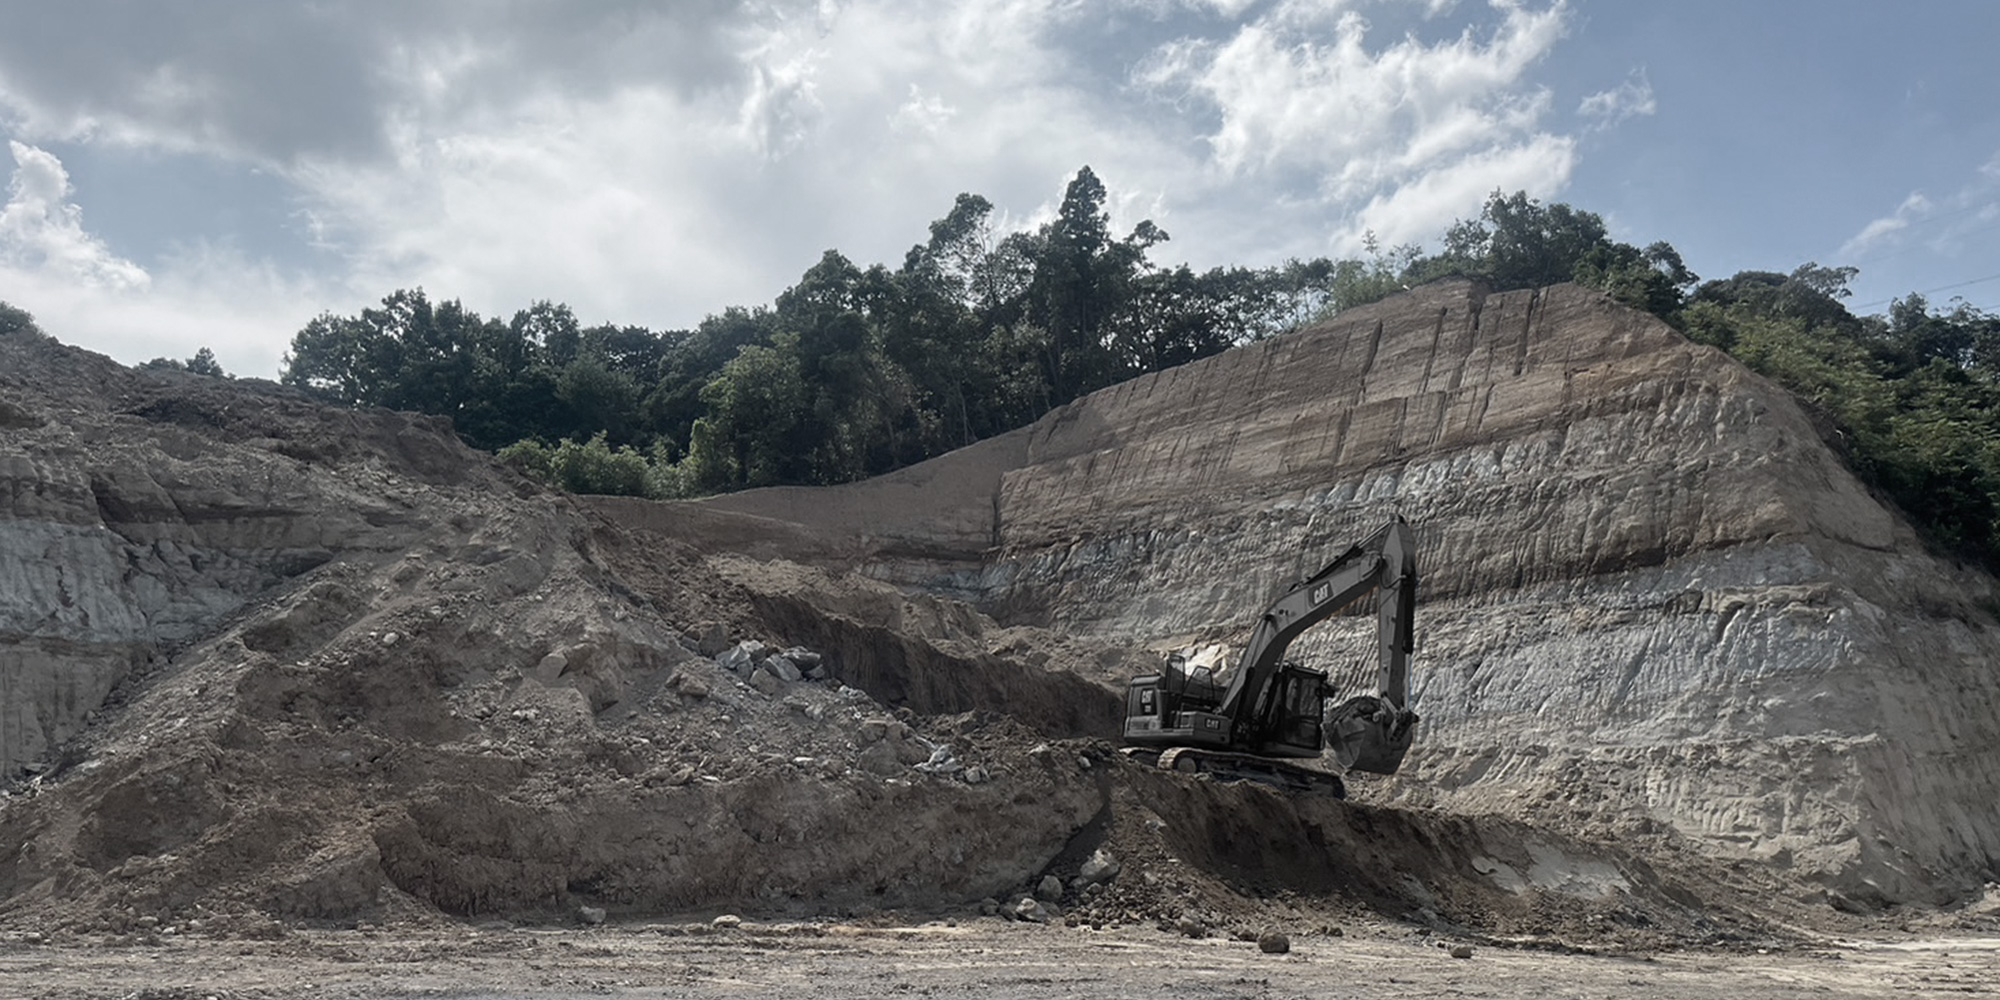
xmin=0 ymin=330 xmax=1119 ymax=937
xmin=0 ymin=505 xmax=1112 ymax=934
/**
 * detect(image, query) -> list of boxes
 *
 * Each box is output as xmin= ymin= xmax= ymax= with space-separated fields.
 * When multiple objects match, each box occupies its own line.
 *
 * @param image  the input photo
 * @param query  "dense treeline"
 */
xmin=282 ymin=168 xmax=1353 ymax=496
xmin=272 ymin=168 xmax=2000 ymax=567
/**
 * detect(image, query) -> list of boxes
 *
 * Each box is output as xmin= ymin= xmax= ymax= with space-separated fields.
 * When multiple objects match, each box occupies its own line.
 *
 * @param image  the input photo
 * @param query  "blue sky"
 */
xmin=2 ymin=0 xmax=1997 ymax=377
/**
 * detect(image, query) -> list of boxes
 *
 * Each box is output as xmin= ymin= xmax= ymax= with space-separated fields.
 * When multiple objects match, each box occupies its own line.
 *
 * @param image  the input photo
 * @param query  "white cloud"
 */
xmin=1839 ymin=151 xmax=2000 ymax=262
xmin=270 ymin=0 xmax=1212 ymax=333
xmin=1139 ymin=1 xmax=1570 ymax=201
xmin=1339 ymin=133 xmax=1577 ymax=251
xmin=1840 ymin=191 xmax=1932 ymax=257
xmin=1 ymin=140 xmax=149 ymax=290
xmin=0 ymin=0 xmax=1620 ymax=376
xmin=738 ymin=40 xmax=828 ymax=160
xmin=1577 ymin=69 xmax=1655 ymax=128
xmin=0 ymin=141 xmax=336 ymax=374
xmin=890 ymin=85 xmax=957 ymax=136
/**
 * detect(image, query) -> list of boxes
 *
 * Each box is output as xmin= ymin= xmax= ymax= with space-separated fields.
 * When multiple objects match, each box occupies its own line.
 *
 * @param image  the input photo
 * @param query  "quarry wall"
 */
xmin=687 ymin=281 xmax=2000 ymax=904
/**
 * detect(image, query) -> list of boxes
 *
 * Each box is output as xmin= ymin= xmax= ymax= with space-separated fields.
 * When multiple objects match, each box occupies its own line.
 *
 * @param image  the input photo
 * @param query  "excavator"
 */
xmin=1121 ymin=517 xmax=1419 ymax=797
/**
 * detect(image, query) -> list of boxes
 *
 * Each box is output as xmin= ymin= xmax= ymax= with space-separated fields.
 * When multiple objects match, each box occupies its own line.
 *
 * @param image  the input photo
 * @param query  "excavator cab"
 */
xmin=1270 ymin=664 xmax=1328 ymax=754
xmin=1124 ymin=654 xmax=1234 ymax=748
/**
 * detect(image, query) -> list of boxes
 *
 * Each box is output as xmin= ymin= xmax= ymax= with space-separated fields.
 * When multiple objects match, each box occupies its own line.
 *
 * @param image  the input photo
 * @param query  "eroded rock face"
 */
xmin=0 ymin=337 xmax=483 ymax=776
xmin=678 ymin=281 xmax=2000 ymax=904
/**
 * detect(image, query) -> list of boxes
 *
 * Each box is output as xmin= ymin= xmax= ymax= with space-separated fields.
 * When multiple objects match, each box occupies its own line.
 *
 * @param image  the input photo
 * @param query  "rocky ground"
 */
xmin=4 ymin=918 xmax=2000 ymax=1000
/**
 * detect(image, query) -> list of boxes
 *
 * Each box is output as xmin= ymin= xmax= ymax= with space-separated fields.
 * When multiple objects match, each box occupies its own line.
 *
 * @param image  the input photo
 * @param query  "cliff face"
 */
xmin=677 ymin=280 xmax=2000 ymax=904
xmin=0 ymin=340 xmax=478 ymax=777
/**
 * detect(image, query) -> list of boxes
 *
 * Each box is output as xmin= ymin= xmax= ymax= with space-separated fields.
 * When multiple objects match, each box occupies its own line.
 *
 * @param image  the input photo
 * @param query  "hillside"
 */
xmin=1 ymin=283 xmax=1996 ymax=951
xmin=620 ymin=279 xmax=2000 ymax=910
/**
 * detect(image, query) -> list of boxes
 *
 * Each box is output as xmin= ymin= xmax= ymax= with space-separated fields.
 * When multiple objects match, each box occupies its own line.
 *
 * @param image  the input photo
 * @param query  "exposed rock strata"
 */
xmin=665 ymin=280 xmax=2000 ymax=905
xmin=0 ymin=343 xmax=476 ymax=776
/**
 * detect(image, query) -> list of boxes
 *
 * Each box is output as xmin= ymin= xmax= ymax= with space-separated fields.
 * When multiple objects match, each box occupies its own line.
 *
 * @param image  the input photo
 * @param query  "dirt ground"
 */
xmin=4 ymin=918 xmax=1996 ymax=1000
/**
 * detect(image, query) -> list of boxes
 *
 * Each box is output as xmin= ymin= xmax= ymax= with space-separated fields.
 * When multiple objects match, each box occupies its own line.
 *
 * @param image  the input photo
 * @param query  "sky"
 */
xmin=2 ymin=0 xmax=1998 ymax=378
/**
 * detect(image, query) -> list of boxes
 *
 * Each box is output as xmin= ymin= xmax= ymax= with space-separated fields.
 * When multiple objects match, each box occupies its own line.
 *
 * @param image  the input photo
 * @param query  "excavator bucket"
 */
xmin=1326 ymin=695 xmax=1416 ymax=775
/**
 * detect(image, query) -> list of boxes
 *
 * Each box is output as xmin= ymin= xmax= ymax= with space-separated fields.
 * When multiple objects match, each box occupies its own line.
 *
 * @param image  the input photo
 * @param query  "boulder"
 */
xmin=913 ymin=746 xmax=962 ymax=775
xmin=715 ymin=642 xmax=757 ymax=676
xmin=695 ymin=623 xmax=732 ymax=658
xmin=1077 ymin=847 xmax=1120 ymax=886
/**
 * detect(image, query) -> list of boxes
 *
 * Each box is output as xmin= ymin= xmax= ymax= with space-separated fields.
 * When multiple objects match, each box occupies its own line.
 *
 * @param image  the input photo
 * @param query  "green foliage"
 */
xmin=1685 ymin=267 xmax=2000 ymax=564
xmin=1408 ymin=191 xmax=1698 ymax=322
xmin=139 ymin=346 xmax=229 ymax=376
xmin=0 ymin=301 xmax=44 ymax=339
xmin=1324 ymin=236 xmax=1420 ymax=314
xmin=499 ymin=432 xmax=653 ymax=497
xmin=186 ymin=347 xmax=227 ymax=377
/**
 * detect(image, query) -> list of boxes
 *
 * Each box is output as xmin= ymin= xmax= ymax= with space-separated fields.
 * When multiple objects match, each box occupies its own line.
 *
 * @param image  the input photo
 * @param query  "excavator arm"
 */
xmin=1121 ymin=517 xmax=1421 ymax=786
xmin=1215 ymin=516 xmax=1419 ymax=774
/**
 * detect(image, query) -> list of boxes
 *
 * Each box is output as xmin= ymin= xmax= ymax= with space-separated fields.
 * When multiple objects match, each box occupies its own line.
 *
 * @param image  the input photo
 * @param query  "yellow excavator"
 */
xmin=1120 ymin=518 xmax=1419 ymax=796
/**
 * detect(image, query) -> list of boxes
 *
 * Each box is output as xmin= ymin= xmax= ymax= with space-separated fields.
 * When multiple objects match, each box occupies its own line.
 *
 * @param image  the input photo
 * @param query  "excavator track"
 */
xmin=1121 ymin=747 xmax=1346 ymax=798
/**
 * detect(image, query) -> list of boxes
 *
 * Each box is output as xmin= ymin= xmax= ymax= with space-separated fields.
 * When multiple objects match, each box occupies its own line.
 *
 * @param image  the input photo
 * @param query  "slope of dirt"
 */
xmin=0 ymin=329 xmax=1113 ymax=936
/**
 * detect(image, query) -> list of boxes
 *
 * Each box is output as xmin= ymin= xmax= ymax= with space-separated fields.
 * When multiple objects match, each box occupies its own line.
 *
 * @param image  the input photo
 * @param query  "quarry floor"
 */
xmin=5 ymin=921 xmax=1997 ymax=1000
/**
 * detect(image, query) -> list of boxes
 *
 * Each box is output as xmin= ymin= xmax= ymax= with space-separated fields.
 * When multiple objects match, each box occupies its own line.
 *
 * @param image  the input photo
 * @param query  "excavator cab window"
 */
xmin=1163 ymin=654 xmax=1222 ymax=707
xmin=1278 ymin=669 xmax=1324 ymax=749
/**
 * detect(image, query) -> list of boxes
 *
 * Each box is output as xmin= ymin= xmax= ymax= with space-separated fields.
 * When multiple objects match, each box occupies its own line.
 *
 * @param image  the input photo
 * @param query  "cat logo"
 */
xmin=1310 ymin=581 xmax=1332 ymax=605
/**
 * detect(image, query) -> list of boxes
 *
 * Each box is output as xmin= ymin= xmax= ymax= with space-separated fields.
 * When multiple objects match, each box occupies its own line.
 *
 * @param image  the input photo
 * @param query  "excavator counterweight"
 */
xmin=1121 ymin=518 xmax=1420 ymax=794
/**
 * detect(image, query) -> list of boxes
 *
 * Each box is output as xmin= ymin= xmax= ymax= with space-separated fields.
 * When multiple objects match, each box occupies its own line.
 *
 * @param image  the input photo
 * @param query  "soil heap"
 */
xmin=0 ymin=327 xmax=1120 ymax=935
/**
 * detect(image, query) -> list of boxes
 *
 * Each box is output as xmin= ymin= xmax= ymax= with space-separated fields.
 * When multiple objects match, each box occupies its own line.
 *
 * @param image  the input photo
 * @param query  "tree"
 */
xmin=693 ymin=339 xmax=810 ymax=488
xmin=0 ymin=302 xmax=39 ymax=338
xmin=281 ymin=288 xmax=473 ymax=411
xmin=1406 ymin=192 xmax=1697 ymax=322
xmin=283 ymin=310 xmax=391 ymax=403
xmin=1021 ymin=166 xmax=1168 ymax=404
xmin=556 ymin=355 xmax=641 ymax=445
xmin=642 ymin=306 xmax=777 ymax=455
xmin=185 ymin=346 xmax=227 ymax=377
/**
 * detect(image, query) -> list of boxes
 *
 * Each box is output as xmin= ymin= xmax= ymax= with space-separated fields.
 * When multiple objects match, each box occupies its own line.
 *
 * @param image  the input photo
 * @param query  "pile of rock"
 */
xmin=986 ymin=847 xmax=1123 ymax=925
xmin=711 ymin=639 xmax=829 ymax=696
xmin=691 ymin=628 xmax=1001 ymax=785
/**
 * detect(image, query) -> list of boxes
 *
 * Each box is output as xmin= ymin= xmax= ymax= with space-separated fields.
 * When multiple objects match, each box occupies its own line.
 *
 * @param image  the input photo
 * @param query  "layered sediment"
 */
xmin=674 ymin=280 xmax=2000 ymax=904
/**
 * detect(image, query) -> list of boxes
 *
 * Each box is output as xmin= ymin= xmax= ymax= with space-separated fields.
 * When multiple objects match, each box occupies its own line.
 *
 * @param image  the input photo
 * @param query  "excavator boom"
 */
xmin=1121 ymin=517 xmax=1420 ymax=790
